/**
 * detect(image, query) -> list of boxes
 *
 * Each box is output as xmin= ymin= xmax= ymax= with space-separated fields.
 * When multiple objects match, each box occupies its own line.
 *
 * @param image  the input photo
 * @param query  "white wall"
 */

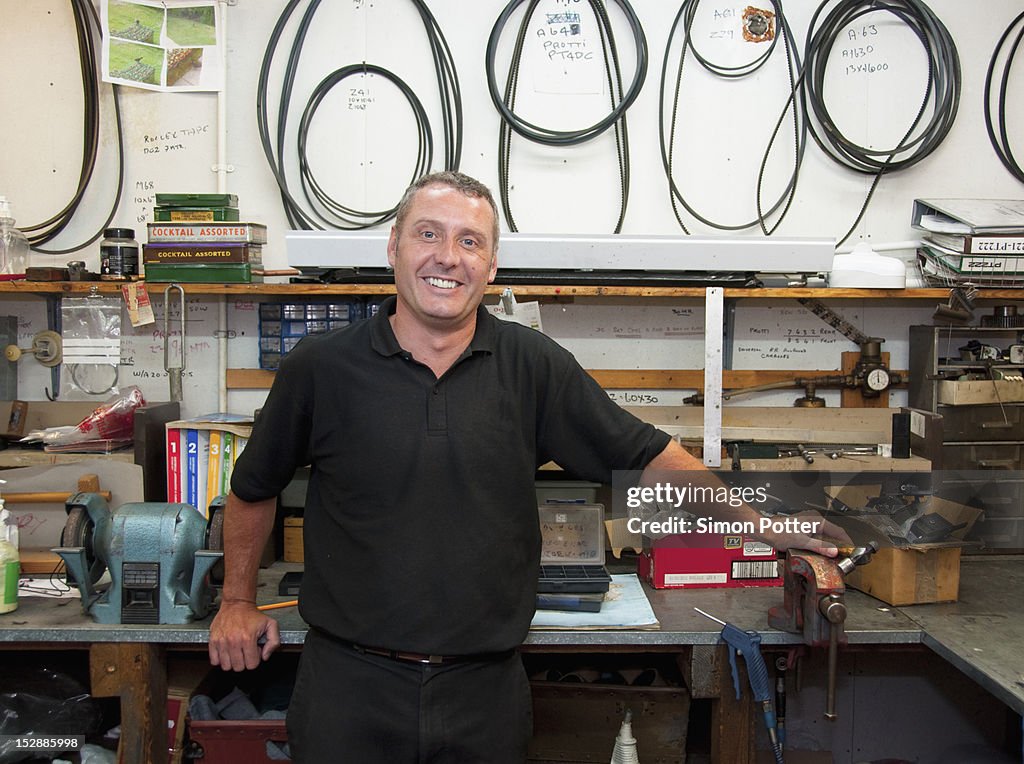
xmin=2 ymin=0 xmax=1022 ymax=416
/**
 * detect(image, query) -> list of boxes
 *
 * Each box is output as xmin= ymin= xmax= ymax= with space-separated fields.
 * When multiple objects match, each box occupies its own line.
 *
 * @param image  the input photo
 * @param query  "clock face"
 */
xmin=866 ymin=368 xmax=890 ymax=391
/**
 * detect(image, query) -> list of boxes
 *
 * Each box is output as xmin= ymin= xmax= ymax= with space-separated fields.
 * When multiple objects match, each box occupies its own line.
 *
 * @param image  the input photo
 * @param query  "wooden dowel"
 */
xmin=3 ymin=490 xmax=113 ymax=504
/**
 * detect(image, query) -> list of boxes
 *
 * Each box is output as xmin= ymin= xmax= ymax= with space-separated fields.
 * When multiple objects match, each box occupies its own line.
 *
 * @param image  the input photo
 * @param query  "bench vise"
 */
xmin=767 ymin=543 xmax=877 ymax=720
xmin=53 ymin=492 xmax=224 ymax=625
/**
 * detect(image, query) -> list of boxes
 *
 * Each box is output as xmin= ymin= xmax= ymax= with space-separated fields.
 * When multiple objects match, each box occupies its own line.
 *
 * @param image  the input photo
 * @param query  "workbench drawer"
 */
xmin=528 ymin=681 xmax=688 ymax=763
xmin=940 ymin=443 xmax=1023 ymax=470
xmin=939 ymin=405 xmax=1024 ymax=441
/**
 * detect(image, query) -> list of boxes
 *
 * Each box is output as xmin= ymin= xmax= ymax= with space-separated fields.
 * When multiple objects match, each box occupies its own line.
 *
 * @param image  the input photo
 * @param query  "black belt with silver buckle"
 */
xmin=354 ymin=644 xmax=455 ymax=665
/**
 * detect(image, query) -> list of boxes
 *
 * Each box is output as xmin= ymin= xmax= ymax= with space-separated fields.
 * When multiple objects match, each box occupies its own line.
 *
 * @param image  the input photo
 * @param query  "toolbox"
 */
xmin=538 ymin=504 xmax=611 ymax=594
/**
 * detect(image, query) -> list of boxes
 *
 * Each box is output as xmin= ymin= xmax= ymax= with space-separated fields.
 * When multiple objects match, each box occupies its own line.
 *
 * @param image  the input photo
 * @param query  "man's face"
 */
xmin=387 ymin=184 xmax=498 ymax=332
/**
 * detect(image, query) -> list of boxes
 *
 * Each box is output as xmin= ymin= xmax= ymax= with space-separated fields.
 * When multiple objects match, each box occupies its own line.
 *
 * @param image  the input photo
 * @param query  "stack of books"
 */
xmin=166 ymin=413 xmax=253 ymax=517
xmin=144 ymin=193 xmax=265 ymax=283
xmin=914 ymin=198 xmax=1024 ymax=286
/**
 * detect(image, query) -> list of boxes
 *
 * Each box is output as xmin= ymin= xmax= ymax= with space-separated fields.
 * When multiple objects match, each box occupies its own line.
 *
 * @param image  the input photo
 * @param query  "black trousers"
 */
xmin=287 ymin=629 xmax=533 ymax=763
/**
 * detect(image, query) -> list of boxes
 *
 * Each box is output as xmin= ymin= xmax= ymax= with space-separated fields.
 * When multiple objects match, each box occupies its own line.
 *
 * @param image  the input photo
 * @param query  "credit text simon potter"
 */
xmin=624 ymin=482 xmax=822 ymax=536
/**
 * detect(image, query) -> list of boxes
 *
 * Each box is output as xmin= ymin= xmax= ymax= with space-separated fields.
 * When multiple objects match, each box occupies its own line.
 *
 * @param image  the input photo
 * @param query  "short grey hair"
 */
xmin=394 ymin=171 xmax=500 ymax=254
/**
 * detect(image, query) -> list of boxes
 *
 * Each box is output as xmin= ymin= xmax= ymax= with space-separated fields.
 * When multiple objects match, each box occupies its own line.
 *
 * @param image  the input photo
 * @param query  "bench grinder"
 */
xmin=53 ymin=492 xmax=224 ymax=625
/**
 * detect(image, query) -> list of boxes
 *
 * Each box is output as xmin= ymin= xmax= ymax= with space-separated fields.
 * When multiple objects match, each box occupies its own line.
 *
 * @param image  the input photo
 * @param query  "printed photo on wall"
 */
xmin=101 ymin=0 xmax=223 ymax=92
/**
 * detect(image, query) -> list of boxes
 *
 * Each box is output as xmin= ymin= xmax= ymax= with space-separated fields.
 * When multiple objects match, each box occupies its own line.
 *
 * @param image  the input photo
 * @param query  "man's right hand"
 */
xmin=208 ymin=601 xmax=281 ymax=671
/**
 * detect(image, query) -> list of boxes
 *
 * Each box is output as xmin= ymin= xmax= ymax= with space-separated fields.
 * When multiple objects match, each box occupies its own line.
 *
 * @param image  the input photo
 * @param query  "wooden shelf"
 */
xmin=3 ymin=280 xmax=1024 ymax=300
xmin=227 ymin=367 xmax=911 ymax=391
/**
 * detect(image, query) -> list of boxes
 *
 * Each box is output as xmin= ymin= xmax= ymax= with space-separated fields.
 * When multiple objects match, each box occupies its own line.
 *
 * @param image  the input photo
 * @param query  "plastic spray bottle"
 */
xmin=0 ymin=496 xmax=19 ymax=613
xmin=610 ymin=709 xmax=639 ymax=764
xmin=0 ymin=195 xmax=30 ymax=278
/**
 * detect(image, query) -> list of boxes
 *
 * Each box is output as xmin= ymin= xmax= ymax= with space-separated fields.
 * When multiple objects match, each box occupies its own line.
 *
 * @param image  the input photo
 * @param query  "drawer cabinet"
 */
xmin=909 ymin=324 xmax=1024 ymax=551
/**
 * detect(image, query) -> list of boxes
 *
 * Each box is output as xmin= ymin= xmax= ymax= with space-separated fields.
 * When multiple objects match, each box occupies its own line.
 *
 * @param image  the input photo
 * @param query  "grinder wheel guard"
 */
xmin=61 ymin=506 xmax=105 ymax=585
xmin=205 ymin=504 xmax=225 ymax=586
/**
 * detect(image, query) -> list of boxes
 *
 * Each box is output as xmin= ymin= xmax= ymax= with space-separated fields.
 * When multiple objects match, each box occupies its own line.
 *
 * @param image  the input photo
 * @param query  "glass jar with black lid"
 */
xmin=100 ymin=227 xmax=139 ymax=278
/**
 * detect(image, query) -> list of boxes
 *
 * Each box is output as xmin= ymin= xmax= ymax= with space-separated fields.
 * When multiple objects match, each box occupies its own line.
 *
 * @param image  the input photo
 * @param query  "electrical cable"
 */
xmin=21 ymin=0 xmax=125 ymax=253
xmin=659 ymin=0 xmax=806 ymax=234
xmin=487 ymin=0 xmax=647 ymax=233
xmin=983 ymin=10 xmax=1024 ymax=184
xmin=796 ymin=0 xmax=961 ymax=246
xmin=256 ymin=0 xmax=462 ymax=230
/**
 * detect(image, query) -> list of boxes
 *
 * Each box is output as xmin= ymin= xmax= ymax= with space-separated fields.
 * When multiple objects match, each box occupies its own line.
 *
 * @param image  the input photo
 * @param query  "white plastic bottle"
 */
xmin=0 ymin=196 xmax=30 ymax=277
xmin=0 ymin=499 xmax=19 ymax=614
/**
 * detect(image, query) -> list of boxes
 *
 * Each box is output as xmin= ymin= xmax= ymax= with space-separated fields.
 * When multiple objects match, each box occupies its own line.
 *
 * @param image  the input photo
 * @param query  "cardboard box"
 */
xmin=937 ymin=379 xmax=1024 ymax=406
xmin=826 ymin=487 xmax=982 ymax=605
xmin=843 ymin=544 xmax=963 ymax=606
xmin=638 ymin=533 xmax=781 ymax=589
xmin=167 ymin=658 xmax=217 ymax=764
xmin=283 ymin=516 xmax=303 ymax=563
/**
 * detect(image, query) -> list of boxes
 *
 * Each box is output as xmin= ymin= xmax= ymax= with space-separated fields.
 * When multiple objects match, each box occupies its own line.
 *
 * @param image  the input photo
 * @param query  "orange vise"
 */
xmin=767 ymin=543 xmax=877 ymax=720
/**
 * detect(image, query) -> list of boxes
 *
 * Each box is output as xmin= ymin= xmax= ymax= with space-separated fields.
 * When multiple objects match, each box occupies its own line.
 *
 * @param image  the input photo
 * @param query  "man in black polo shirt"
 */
xmin=208 ymin=171 xmax=840 ymax=762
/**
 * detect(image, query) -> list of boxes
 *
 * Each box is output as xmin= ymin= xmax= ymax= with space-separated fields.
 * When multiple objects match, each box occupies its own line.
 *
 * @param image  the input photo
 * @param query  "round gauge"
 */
xmin=866 ymin=368 xmax=890 ymax=392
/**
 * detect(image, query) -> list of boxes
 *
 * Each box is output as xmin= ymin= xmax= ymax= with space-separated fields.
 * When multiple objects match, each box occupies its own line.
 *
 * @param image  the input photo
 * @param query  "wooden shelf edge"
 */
xmin=228 ymin=367 xmax=910 ymax=391
xmin=4 ymin=281 xmax=1024 ymax=300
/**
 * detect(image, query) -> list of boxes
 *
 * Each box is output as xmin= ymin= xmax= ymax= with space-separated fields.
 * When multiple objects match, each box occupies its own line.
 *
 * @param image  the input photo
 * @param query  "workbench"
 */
xmin=0 ymin=558 xmax=1020 ymax=763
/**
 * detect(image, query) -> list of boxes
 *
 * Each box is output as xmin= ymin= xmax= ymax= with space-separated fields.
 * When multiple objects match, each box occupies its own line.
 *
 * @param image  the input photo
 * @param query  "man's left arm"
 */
xmin=640 ymin=439 xmax=849 ymax=556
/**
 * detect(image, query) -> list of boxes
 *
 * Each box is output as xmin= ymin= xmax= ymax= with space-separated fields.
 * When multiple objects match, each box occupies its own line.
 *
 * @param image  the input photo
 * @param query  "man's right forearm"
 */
xmin=221 ymin=490 xmax=277 ymax=603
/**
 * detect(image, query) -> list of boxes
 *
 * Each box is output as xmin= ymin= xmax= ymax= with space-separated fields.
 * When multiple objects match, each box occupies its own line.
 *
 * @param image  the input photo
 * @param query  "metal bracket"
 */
xmin=703 ymin=287 xmax=724 ymax=468
xmin=210 ymin=163 xmax=235 ymax=173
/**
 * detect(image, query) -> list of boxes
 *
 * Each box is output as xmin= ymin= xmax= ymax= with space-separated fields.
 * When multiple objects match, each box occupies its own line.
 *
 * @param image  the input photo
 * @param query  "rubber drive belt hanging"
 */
xmin=22 ymin=0 xmax=126 ymax=254
xmin=256 ymin=0 xmax=462 ymax=231
xmin=486 ymin=0 xmax=648 ymax=233
xmin=659 ymin=0 xmax=806 ymax=235
xmin=792 ymin=0 xmax=961 ymax=245
xmin=983 ymin=9 xmax=1024 ymax=184
xmin=295 ymin=63 xmax=432 ymax=228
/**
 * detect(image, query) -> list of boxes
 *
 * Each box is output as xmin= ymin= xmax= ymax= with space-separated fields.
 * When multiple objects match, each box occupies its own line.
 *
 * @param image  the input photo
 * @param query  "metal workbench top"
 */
xmin=0 ymin=562 xmax=919 ymax=647
xmin=1 ymin=559 xmax=1020 ymax=716
xmin=897 ymin=556 xmax=1024 ymax=716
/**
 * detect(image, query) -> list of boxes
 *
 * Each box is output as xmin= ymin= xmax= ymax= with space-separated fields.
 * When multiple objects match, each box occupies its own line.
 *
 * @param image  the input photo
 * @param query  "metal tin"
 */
xmin=142 ymin=262 xmax=261 ymax=283
xmin=154 ymin=193 xmax=238 ymax=208
xmin=153 ymin=207 xmax=241 ymax=222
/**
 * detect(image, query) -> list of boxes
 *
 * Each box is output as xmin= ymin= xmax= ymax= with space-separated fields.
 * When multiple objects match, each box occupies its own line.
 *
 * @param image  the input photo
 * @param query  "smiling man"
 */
xmin=209 ymin=171 xmax=841 ymax=763
xmin=386 ymin=176 xmax=499 ymax=377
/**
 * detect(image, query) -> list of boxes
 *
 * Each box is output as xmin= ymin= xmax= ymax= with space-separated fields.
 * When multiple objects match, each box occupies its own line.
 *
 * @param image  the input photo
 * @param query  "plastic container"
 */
xmin=258 ymin=300 xmax=365 ymax=369
xmin=0 ymin=499 xmax=19 ymax=614
xmin=100 ymin=227 xmax=140 ymax=278
xmin=0 ymin=196 xmax=29 ymax=279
